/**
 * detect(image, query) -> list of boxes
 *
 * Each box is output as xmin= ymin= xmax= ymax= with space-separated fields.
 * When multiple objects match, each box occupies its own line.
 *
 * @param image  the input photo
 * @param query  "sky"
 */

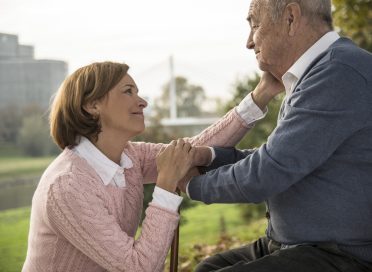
xmin=0 ymin=0 xmax=259 ymax=102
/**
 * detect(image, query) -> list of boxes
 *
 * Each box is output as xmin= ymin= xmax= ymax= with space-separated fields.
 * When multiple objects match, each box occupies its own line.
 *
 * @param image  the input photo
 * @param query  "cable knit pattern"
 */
xmin=22 ymin=108 xmax=253 ymax=272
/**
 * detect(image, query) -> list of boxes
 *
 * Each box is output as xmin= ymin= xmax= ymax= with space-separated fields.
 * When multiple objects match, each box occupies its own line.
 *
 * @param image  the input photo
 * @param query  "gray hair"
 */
xmin=266 ymin=0 xmax=333 ymax=29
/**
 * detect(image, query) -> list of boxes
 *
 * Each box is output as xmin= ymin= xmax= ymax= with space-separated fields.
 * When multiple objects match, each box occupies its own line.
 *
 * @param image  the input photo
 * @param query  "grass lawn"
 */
xmin=0 ymin=207 xmax=30 ymax=272
xmin=0 ymin=156 xmax=54 ymax=182
xmin=0 ymin=203 xmax=266 ymax=271
xmin=180 ymin=203 xmax=266 ymax=249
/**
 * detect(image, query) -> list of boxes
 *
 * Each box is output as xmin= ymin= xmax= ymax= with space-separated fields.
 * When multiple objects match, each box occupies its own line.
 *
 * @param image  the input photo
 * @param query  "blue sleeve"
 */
xmin=188 ymin=61 xmax=368 ymax=204
xmin=199 ymin=147 xmax=255 ymax=173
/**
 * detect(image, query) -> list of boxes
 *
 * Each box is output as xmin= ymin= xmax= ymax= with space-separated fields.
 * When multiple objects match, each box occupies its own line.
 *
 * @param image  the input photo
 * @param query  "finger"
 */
xmin=170 ymin=140 xmax=177 ymax=146
xmin=158 ymin=145 xmax=167 ymax=154
xmin=188 ymin=147 xmax=196 ymax=160
xmin=175 ymin=138 xmax=185 ymax=149
xmin=183 ymin=142 xmax=192 ymax=153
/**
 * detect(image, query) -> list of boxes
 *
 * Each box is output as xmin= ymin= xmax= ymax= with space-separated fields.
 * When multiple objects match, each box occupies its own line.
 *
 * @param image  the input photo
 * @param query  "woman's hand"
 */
xmin=177 ymin=167 xmax=201 ymax=194
xmin=156 ymin=139 xmax=195 ymax=193
xmin=192 ymin=146 xmax=212 ymax=166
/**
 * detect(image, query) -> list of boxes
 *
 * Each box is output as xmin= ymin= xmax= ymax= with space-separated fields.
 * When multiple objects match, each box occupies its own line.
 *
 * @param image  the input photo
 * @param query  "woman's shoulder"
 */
xmin=40 ymin=148 xmax=100 ymax=189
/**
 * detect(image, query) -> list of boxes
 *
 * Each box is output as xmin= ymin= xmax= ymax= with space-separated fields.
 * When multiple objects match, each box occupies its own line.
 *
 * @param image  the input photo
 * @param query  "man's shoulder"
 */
xmin=319 ymin=38 xmax=372 ymax=81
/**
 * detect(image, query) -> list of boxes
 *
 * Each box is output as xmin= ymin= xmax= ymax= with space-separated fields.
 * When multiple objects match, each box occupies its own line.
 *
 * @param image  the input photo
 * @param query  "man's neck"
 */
xmin=278 ymin=27 xmax=331 ymax=79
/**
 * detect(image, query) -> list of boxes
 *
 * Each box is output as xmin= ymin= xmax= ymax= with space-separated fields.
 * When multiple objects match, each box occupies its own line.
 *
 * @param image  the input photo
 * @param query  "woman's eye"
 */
xmin=124 ymin=89 xmax=133 ymax=95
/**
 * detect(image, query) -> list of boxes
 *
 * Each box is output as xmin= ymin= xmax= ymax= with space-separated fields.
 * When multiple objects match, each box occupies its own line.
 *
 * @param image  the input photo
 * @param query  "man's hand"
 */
xmin=177 ymin=167 xmax=200 ymax=194
xmin=252 ymin=72 xmax=285 ymax=111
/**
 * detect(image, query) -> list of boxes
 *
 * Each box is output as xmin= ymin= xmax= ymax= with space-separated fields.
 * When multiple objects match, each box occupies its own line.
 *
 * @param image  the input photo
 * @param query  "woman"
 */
xmin=22 ymin=61 xmax=262 ymax=272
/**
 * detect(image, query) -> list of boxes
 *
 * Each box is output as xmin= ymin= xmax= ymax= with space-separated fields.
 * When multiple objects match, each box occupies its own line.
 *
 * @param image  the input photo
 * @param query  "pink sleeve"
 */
xmin=134 ymin=107 xmax=254 ymax=183
xmin=46 ymin=174 xmax=179 ymax=272
xmin=183 ymin=108 xmax=253 ymax=147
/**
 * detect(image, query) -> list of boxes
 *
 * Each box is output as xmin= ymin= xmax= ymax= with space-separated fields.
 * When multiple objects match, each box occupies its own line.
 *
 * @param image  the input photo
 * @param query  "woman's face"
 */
xmin=96 ymin=74 xmax=148 ymax=139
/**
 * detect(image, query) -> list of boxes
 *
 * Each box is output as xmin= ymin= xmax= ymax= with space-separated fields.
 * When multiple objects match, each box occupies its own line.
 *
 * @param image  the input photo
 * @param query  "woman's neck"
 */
xmin=93 ymin=131 xmax=130 ymax=165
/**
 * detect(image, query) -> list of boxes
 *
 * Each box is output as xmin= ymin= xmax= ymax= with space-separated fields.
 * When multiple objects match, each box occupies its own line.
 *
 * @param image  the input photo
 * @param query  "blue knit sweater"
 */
xmin=188 ymin=38 xmax=372 ymax=263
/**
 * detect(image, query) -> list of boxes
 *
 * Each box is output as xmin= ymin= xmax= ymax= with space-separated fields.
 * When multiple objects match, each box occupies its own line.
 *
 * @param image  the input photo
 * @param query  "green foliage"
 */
xmin=0 ymin=105 xmax=22 ymax=144
xmin=0 ymin=207 xmax=30 ymax=272
xmin=333 ymin=0 xmax=372 ymax=52
xmin=0 ymin=105 xmax=58 ymax=157
xmin=18 ymin=114 xmax=55 ymax=157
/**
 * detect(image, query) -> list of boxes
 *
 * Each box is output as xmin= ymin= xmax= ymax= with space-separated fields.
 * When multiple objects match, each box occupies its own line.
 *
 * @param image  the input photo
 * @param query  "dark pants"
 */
xmin=195 ymin=237 xmax=372 ymax=272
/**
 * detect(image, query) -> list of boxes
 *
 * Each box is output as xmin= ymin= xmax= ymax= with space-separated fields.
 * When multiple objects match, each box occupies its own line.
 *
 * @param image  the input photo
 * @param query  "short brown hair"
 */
xmin=50 ymin=61 xmax=129 ymax=149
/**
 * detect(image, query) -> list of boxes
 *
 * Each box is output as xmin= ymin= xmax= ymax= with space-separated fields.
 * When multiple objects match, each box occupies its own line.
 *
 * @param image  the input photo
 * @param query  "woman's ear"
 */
xmin=83 ymin=100 xmax=100 ymax=116
xmin=285 ymin=2 xmax=301 ymax=37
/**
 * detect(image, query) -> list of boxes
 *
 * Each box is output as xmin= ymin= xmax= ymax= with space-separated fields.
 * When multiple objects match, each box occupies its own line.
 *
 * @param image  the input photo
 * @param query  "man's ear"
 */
xmin=284 ymin=2 xmax=301 ymax=36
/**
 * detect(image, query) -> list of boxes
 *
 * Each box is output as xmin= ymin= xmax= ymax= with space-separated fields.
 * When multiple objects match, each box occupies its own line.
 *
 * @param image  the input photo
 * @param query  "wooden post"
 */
xmin=170 ymin=189 xmax=180 ymax=272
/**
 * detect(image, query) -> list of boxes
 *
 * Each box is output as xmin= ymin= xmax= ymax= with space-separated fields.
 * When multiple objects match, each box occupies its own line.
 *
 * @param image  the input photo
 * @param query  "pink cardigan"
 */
xmin=22 ymin=109 xmax=253 ymax=272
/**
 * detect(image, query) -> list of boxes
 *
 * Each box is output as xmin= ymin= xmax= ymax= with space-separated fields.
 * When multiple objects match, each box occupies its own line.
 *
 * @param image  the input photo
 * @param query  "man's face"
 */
xmin=247 ymin=0 xmax=292 ymax=77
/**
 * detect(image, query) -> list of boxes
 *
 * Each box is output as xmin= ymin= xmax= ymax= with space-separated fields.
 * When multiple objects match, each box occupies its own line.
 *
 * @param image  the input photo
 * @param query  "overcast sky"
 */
xmin=0 ymin=0 xmax=259 ymax=101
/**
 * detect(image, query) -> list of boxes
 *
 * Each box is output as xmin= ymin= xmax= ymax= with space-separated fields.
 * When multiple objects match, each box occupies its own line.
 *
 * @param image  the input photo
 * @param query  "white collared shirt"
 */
xmin=282 ymin=31 xmax=340 ymax=96
xmin=73 ymin=137 xmax=182 ymax=212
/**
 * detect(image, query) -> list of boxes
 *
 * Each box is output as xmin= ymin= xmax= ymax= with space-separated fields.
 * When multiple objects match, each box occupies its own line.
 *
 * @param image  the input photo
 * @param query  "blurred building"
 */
xmin=0 ymin=33 xmax=67 ymax=109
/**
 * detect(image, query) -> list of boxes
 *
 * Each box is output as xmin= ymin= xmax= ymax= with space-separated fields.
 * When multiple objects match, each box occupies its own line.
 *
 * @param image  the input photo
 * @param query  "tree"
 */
xmin=18 ymin=113 xmax=56 ymax=157
xmin=333 ymin=0 xmax=372 ymax=52
xmin=153 ymin=76 xmax=206 ymax=119
xmin=0 ymin=105 xmax=22 ymax=144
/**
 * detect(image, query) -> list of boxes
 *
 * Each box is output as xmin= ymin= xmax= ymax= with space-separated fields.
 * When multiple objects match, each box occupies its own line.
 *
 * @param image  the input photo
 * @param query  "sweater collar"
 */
xmin=73 ymin=137 xmax=133 ymax=187
xmin=282 ymin=31 xmax=340 ymax=96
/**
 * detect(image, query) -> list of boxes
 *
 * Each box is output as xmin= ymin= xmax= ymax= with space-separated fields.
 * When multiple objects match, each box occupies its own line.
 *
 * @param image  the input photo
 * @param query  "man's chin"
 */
xmin=257 ymin=62 xmax=270 ymax=72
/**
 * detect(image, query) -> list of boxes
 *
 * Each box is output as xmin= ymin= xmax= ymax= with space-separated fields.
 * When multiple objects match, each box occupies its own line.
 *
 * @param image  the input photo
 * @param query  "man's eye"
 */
xmin=252 ymin=25 xmax=259 ymax=29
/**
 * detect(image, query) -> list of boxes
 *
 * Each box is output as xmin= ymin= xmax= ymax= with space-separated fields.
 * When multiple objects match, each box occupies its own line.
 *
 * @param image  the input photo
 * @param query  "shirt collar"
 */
xmin=282 ymin=31 xmax=340 ymax=96
xmin=73 ymin=136 xmax=133 ymax=186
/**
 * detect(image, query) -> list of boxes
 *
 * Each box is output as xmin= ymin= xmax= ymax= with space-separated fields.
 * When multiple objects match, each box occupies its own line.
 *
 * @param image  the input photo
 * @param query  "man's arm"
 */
xmin=188 ymin=62 xmax=368 ymax=204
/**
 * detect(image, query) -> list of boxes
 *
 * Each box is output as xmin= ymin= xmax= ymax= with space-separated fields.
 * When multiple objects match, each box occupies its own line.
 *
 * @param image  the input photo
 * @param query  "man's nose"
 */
xmin=246 ymin=31 xmax=255 ymax=49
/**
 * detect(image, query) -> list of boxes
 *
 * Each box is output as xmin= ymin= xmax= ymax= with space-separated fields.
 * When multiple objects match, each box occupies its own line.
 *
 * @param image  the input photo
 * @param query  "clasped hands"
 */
xmin=156 ymin=139 xmax=210 ymax=194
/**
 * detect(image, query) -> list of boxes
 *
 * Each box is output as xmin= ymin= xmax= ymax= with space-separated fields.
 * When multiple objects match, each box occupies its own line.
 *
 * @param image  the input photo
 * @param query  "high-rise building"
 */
xmin=0 ymin=33 xmax=67 ymax=109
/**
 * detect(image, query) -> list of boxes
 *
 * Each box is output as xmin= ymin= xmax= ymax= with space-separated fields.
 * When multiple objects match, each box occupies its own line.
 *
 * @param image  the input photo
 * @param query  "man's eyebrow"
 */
xmin=247 ymin=12 xmax=254 ymax=24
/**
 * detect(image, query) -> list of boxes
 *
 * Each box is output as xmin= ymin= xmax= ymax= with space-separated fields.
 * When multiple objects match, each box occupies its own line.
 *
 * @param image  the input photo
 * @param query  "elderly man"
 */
xmin=183 ymin=0 xmax=372 ymax=271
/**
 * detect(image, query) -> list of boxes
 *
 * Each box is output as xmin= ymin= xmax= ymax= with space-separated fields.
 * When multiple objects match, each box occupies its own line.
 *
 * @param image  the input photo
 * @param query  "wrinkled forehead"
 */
xmin=247 ymin=0 xmax=267 ymax=23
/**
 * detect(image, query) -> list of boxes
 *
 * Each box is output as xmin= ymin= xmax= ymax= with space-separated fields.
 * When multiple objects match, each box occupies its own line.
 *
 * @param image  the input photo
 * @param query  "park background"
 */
xmin=0 ymin=0 xmax=371 ymax=271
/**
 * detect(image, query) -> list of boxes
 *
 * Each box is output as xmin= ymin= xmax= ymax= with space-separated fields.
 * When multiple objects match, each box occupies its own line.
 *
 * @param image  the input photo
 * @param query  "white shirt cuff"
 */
xmin=152 ymin=186 xmax=183 ymax=212
xmin=208 ymin=147 xmax=216 ymax=165
xmin=186 ymin=181 xmax=191 ymax=198
xmin=236 ymin=92 xmax=267 ymax=124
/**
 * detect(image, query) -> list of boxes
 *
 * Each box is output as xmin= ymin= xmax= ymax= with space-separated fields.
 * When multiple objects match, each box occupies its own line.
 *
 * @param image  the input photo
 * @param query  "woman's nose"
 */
xmin=138 ymin=96 xmax=148 ymax=108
